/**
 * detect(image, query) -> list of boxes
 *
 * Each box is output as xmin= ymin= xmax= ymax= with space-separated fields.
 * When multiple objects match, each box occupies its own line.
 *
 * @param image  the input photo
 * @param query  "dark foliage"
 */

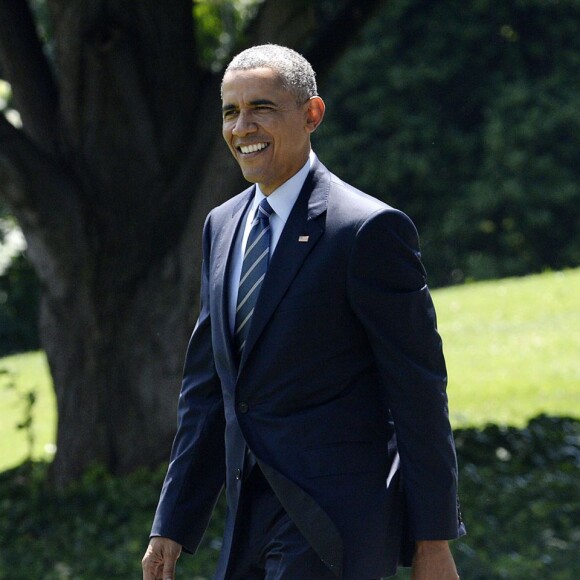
xmin=0 ymin=252 xmax=39 ymax=356
xmin=454 ymin=415 xmax=580 ymax=578
xmin=315 ymin=0 xmax=580 ymax=286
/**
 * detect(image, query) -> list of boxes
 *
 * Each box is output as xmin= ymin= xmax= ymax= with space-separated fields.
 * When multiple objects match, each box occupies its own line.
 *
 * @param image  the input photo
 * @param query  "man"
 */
xmin=142 ymin=44 xmax=465 ymax=580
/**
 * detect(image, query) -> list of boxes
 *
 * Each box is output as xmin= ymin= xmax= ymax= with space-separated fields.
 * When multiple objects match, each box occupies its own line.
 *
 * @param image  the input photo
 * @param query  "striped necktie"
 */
xmin=234 ymin=198 xmax=273 ymax=358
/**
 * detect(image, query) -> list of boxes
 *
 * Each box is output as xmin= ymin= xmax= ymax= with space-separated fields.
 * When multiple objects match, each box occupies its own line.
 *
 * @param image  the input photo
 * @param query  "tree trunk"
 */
xmin=0 ymin=0 xmax=383 ymax=487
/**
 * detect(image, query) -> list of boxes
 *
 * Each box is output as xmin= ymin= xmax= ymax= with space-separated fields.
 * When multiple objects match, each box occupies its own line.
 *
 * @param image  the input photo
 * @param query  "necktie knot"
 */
xmin=255 ymin=198 xmax=273 ymax=222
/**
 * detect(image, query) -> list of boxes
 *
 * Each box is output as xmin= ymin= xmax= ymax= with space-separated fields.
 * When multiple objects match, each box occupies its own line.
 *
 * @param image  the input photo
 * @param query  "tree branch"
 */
xmin=0 ymin=0 xmax=59 ymax=154
xmin=0 ymin=112 xmax=41 ymax=211
xmin=240 ymin=0 xmax=384 ymax=80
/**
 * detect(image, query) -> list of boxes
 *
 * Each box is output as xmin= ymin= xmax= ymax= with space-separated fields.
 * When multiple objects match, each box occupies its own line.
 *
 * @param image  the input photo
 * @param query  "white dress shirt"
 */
xmin=228 ymin=150 xmax=315 ymax=334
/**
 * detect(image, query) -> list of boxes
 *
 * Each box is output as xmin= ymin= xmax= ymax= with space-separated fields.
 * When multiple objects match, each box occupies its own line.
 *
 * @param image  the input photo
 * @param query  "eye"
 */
xmin=222 ymin=109 xmax=238 ymax=120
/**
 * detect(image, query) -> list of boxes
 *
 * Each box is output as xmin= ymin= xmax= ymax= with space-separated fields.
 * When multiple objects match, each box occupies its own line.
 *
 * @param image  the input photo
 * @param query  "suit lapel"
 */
xmin=239 ymin=160 xmax=331 ymax=370
xmin=212 ymin=187 xmax=254 ymax=372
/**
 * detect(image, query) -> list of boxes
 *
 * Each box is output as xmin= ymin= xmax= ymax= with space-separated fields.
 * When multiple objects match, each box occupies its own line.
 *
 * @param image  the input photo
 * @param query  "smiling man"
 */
xmin=142 ymin=44 xmax=465 ymax=580
xmin=221 ymin=66 xmax=320 ymax=195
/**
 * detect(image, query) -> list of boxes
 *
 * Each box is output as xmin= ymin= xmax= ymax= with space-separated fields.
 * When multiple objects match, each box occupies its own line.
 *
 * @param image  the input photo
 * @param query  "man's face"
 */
xmin=221 ymin=67 xmax=322 ymax=195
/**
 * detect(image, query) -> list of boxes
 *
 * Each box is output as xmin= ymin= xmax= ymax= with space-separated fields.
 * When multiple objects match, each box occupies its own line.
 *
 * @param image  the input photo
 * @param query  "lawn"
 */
xmin=0 ymin=351 xmax=56 ymax=471
xmin=435 ymin=268 xmax=580 ymax=427
xmin=1 ymin=268 xmax=579 ymax=471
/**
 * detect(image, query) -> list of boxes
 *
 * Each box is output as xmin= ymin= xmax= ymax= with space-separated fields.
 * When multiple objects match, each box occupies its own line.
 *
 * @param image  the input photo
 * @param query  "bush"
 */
xmin=0 ymin=463 xmax=225 ymax=579
xmin=315 ymin=0 xmax=580 ymax=285
xmin=453 ymin=415 xmax=580 ymax=579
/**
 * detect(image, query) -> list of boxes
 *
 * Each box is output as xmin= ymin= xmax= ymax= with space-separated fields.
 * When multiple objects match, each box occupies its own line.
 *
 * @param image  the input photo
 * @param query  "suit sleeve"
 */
xmin=151 ymin=212 xmax=226 ymax=553
xmin=347 ymin=208 xmax=464 ymax=541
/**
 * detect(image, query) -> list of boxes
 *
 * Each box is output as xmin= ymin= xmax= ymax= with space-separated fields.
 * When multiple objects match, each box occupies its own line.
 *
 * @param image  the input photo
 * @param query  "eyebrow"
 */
xmin=222 ymin=99 xmax=277 ymax=114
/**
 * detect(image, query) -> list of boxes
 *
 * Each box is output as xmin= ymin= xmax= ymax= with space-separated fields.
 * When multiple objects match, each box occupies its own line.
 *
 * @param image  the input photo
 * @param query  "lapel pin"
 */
xmin=298 ymin=235 xmax=309 ymax=243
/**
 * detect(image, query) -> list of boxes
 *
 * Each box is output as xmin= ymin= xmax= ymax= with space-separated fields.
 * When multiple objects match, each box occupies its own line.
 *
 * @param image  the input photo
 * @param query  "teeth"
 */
xmin=239 ymin=143 xmax=268 ymax=154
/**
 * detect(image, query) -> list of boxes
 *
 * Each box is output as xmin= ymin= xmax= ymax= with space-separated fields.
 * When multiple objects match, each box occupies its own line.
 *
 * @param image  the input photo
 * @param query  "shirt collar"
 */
xmin=252 ymin=150 xmax=315 ymax=223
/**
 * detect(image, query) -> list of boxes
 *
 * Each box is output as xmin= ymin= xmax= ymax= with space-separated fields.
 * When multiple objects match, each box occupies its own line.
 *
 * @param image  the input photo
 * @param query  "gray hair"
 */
xmin=222 ymin=44 xmax=318 ymax=103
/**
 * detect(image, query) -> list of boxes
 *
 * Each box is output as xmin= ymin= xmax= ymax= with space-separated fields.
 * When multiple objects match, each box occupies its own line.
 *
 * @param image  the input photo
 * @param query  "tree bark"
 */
xmin=0 ymin=0 xmax=383 ymax=487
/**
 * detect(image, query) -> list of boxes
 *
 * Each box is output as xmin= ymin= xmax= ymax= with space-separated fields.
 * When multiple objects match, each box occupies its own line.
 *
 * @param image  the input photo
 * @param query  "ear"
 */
xmin=305 ymin=96 xmax=325 ymax=133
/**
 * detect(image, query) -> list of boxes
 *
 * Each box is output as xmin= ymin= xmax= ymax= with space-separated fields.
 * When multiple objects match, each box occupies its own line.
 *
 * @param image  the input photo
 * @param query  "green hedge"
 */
xmin=0 ymin=463 xmax=225 ymax=579
xmin=0 ymin=415 xmax=578 ymax=579
xmin=315 ymin=0 xmax=580 ymax=285
xmin=453 ymin=415 xmax=580 ymax=579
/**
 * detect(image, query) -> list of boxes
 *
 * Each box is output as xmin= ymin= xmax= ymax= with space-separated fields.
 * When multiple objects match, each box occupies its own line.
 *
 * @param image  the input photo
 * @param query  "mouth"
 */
xmin=237 ymin=142 xmax=270 ymax=155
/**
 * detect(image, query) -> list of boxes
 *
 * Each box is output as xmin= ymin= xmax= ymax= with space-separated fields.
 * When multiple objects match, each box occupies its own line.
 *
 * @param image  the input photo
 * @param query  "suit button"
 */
xmin=238 ymin=401 xmax=249 ymax=414
xmin=235 ymin=468 xmax=242 ymax=480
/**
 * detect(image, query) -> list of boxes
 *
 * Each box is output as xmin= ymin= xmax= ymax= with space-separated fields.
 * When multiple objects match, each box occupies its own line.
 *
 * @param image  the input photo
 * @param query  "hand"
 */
xmin=142 ymin=536 xmax=182 ymax=580
xmin=411 ymin=540 xmax=459 ymax=580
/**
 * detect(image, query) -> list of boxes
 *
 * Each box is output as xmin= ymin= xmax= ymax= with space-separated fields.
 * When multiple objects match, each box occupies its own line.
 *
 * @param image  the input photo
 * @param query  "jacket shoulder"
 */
xmin=326 ymin=171 xmax=413 ymax=231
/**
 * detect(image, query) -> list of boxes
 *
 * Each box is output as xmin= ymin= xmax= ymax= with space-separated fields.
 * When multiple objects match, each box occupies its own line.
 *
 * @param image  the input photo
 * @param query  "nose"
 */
xmin=232 ymin=110 xmax=257 ymax=136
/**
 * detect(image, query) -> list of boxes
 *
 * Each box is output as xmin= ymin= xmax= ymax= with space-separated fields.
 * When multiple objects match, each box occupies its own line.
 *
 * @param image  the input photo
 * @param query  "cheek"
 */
xmin=223 ymin=130 xmax=235 ymax=151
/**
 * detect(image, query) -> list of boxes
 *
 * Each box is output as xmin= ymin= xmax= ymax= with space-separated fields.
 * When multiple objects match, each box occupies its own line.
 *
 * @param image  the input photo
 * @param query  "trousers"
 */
xmin=221 ymin=465 xmax=338 ymax=580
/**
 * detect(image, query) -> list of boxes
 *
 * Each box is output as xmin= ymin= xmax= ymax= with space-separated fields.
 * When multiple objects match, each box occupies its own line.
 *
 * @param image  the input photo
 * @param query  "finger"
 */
xmin=142 ymin=560 xmax=157 ymax=580
xmin=142 ymin=549 xmax=161 ymax=580
xmin=162 ymin=558 xmax=177 ymax=580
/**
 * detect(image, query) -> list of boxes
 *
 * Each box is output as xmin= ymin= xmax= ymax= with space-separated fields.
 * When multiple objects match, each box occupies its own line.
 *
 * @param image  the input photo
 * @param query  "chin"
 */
xmin=241 ymin=170 xmax=263 ymax=184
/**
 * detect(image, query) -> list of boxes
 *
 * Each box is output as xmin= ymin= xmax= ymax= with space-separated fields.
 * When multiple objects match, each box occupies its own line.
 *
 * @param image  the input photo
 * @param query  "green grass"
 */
xmin=0 ymin=268 xmax=579 ymax=471
xmin=0 ymin=351 xmax=56 ymax=471
xmin=434 ymin=268 xmax=580 ymax=428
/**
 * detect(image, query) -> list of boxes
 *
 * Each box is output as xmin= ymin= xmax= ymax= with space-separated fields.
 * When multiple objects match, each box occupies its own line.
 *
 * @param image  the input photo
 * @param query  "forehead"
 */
xmin=221 ymin=67 xmax=291 ymax=104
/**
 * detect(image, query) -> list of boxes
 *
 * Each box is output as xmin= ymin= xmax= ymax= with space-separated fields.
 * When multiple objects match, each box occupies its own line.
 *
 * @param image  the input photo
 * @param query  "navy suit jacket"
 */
xmin=151 ymin=157 xmax=465 ymax=579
